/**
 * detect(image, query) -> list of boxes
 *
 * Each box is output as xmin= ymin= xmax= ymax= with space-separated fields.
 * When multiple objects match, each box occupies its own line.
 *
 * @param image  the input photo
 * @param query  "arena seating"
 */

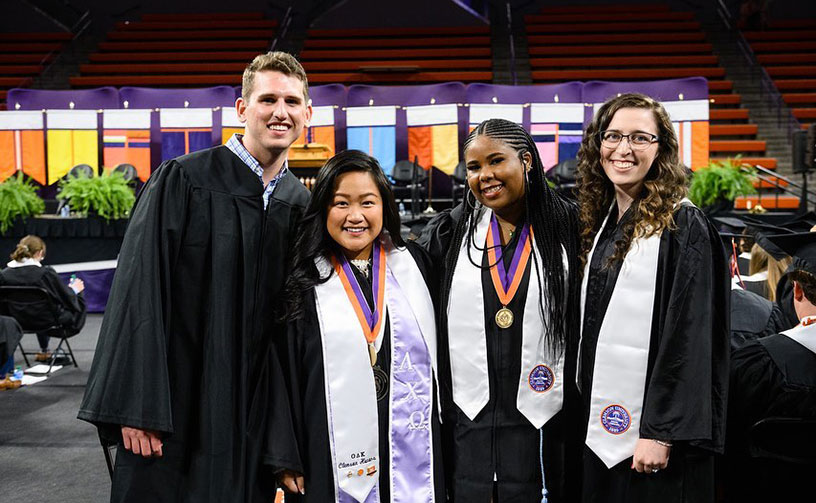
xmin=0 ymin=32 xmax=72 ymax=110
xmin=524 ymin=3 xmax=792 ymax=208
xmin=298 ymin=26 xmax=492 ymax=84
xmin=744 ymin=19 xmax=816 ymax=132
xmin=71 ymin=12 xmax=275 ymax=88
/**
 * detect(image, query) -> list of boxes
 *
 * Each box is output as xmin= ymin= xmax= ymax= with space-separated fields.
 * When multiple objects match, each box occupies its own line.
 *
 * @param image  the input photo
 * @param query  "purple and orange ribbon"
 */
xmin=486 ymin=215 xmax=532 ymax=306
xmin=332 ymin=240 xmax=387 ymax=344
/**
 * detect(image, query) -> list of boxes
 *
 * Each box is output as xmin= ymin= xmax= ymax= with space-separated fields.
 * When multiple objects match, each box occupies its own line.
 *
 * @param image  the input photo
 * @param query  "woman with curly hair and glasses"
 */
xmin=575 ymin=93 xmax=729 ymax=503
xmin=419 ymin=119 xmax=581 ymax=502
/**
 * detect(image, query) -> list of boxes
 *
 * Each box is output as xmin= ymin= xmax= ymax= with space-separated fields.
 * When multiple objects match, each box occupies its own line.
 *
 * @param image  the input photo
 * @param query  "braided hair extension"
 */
xmin=439 ymin=119 xmax=580 ymax=357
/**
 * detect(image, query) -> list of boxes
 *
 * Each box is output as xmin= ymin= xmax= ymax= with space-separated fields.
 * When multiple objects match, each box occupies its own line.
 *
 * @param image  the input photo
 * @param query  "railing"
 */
xmin=506 ymin=2 xmax=517 ymax=85
xmin=270 ymin=6 xmax=293 ymax=52
xmin=714 ymin=0 xmax=800 ymax=139
xmin=747 ymin=164 xmax=816 ymax=211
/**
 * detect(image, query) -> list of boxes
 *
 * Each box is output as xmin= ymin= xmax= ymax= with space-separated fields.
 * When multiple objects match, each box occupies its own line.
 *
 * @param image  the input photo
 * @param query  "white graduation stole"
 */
xmin=781 ymin=316 xmax=816 ymax=355
xmin=315 ymin=238 xmax=437 ymax=503
xmin=447 ymin=208 xmax=564 ymax=427
xmin=580 ymin=208 xmax=662 ymax=469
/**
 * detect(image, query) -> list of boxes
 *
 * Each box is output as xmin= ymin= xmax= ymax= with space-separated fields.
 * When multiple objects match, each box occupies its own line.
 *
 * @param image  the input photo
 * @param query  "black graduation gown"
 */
xmin=77 ymin=145 xmax=308 ymax=503
xmin=741 ymin=277 xmax=769 ymax=299
xmin=725 ymin=334 xmax=816 ymax=502
xmin=272 ymin=242 xmax=445 ymax=502
xmin=578 ymin=204 xmax=729 ymax=503
xmin=0 ymin=315 xmax=23 ymax=368
xmin=736 ymin=254 xmax=750 ymax=277
xmin=769 ymin=275 xmax=798 ymax=334
xmin=0 ymin=264 xmax=87 ymax=334
xmin=419 ymin=205 xmax=568 ymax=503
xmin=729 ymin=287 xmax=775 ymax=350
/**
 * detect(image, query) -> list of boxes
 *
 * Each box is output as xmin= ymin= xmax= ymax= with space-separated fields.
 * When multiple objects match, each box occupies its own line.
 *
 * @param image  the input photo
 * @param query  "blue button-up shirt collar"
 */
xmin=226 ymin=133 xmax=288 ymax=210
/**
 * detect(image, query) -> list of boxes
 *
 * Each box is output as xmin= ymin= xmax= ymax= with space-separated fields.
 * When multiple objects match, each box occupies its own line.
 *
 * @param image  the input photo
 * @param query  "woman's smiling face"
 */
xmin=600 ymin=107 xmax=660 ymax=197
xmin=465 ymin=135 xmax=530 ymax=219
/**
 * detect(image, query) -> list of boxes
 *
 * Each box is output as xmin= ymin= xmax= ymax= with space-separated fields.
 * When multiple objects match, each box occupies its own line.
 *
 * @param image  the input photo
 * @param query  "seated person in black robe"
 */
xmin=0 ymin=235 xmax=86 ymax=361
xmin=77 ymin=52 xmax=312 ymax=503
xmin=272 ymin=150 xmax=445 ymax=503
xmin=726 ymin=231 xmax=816 ymax=502
xmin=0 ymin=315 xmax=23 ymax=390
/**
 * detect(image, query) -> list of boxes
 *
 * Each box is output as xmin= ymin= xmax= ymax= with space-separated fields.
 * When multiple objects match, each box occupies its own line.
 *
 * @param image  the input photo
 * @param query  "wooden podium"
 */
xmin=288 ymin=143 xmax=332 ymax=169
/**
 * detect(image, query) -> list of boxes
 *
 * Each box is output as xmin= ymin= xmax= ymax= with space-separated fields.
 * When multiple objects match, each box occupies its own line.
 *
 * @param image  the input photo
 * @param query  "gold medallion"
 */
xmin=368 ymin=342 xmax=377 ymax=367
xmin=495 ymin=307 xmax=514 ymax=328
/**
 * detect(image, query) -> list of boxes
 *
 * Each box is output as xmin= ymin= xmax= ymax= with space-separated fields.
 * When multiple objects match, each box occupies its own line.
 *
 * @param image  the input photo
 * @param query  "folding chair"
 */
xmin=391 ymin=158 xmax=427 ymax=217
xmin=0 ymin=285 xmax=79 ymax=374
xmin=99 ymin=431 xmax=116 ymax=480
xmin=451 ymin=160 xmax=467 ymax=207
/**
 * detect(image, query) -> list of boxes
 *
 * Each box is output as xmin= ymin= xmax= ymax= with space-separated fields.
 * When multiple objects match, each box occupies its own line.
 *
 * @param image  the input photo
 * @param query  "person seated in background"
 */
xmin=740 ymin=233 xmax=791 ymax=302
xmin=0 ymin=316 xmax=23 ymax=390
xmin=0 ymin=235 xmax=86 ymax=361
xmin=726 ymin=231 xmax=816 ymax=502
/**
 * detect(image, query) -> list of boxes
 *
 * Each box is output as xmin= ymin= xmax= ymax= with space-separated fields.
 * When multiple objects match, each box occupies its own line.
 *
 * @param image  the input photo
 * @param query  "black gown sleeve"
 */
xmin=77 ymin=160 xmax=191 ymax=438
xmin=265 ymin=315 xmax=306 ymax=474
xmin=41 ymin=266 xmax=86 ymax=333
xmin=726 ymin=340 xmax=781 ymax=456
xmin=639 ymin=206 xmax=730 ymax=453
xmin=416 ymin=205 xmax=463 ymax=260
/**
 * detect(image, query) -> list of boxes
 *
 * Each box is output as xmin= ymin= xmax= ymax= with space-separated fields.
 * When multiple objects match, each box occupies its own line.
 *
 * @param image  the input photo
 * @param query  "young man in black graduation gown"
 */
xmin=726 ymin=232 xmax=816 ymax=503
xmin=78 ymin=52 xmax=312 ymax=503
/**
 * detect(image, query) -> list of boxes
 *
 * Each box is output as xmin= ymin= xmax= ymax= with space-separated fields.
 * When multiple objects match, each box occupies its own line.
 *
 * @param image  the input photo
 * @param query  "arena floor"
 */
xmin=1 ymin=314 xmax=111 ymax=502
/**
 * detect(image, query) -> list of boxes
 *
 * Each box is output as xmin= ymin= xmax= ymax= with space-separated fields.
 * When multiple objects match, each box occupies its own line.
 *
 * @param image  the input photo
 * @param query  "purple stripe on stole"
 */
xmin=490 ymin=215 xmax=531 ymax=291
xmin=337 ymin=240 xmax=381 ymax=328
xmin=387 ymin=269 xmax=434 ymax=503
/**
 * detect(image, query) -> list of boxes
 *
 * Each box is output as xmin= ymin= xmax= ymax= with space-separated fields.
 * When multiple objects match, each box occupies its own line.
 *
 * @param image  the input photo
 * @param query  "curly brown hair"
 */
xmin=576 ymin=93 xmax=688 ymax=267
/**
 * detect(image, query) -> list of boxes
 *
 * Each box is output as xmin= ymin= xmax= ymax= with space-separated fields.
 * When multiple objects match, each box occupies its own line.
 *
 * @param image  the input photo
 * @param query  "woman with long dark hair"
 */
xmin=575 ymin=93 xmax=728 ymax=502
xmin=419 ymin=118 xmax=581 ymax=502
xmin=271 ymin=150 xmax=444 ymax=503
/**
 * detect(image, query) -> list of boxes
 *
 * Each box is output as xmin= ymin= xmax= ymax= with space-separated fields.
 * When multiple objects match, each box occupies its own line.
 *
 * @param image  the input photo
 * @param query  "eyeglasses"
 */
xmin=599 ymin=130 xmax=659 ymax=150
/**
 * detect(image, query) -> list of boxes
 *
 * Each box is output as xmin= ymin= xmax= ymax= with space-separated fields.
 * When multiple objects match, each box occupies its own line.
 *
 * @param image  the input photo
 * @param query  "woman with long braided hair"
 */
xmin=575 ymin=93 xmax=728 ymax=503
xmin=418 ymin=118 xmax=581 ymax=502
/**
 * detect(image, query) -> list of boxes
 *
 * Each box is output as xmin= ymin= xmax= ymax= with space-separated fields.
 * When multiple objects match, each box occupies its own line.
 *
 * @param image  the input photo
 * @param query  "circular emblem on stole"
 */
xmin=600 ymin=405 xmax=631 ymax=435
xmin=528 ymin=364 xmax=555 ymax=393
xmin=373 ymin=365 xmax=388 ymax=401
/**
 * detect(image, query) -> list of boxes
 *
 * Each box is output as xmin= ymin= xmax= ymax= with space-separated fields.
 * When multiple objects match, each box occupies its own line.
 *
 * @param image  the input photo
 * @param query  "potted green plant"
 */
xmin=0 ymin=173 xmax=45 ymax=233
xmin=57 ymin=170 xmax=136 ymax=220
xmin=689 ymin=157 xmax=757 ymax=213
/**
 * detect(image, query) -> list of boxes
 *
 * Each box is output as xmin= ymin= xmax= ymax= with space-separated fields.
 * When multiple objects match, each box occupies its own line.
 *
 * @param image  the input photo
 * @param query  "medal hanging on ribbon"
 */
xmin=486 ymin=216 xmax=532 ymax=329
xmin=333 ymin=240 xmax=387 ymax=366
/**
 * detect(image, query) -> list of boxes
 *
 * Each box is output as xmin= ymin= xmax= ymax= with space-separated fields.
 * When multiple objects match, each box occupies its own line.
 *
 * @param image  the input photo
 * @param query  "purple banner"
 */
xmin=7 ymin=87 xmax=120 ymax=111
xmin=57 ymin=268 xmax=114 ymax=313
xmin=581 ymin=77 xmax=709 ymax=124
xmin=311 ymin=84 xmax=348 ymax=152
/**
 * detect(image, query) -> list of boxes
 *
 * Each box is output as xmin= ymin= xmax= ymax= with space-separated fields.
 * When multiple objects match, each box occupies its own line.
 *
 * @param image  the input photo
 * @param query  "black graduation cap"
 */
xmin=740 ymin=220 xmax=795 ymax=261
xmin=715 ymin=216 xmax=795 ymax=260
xmin=713 ymin=216 xmax=751 ymax=250
xmin=784 ymin=211 xmax=816 ymax=233
xmin=765 ymin=232 xmax=816 ymax=277
xmin=713 ymin=216 xmax=748 ymax=233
